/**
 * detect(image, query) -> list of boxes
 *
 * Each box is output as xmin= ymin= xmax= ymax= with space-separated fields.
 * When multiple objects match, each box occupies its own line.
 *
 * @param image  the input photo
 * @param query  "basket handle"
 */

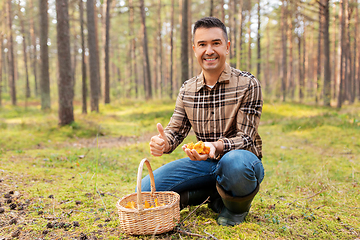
xmin=136 ymin=158 xmax=156 ymax=210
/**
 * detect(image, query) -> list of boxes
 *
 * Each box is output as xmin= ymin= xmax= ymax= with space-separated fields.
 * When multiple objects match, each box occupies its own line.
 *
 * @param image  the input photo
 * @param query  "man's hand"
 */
xmin=182 ymin=142 xmax=216 ymax=161
xmin=149 ymin=123 xmax=169 ymax=157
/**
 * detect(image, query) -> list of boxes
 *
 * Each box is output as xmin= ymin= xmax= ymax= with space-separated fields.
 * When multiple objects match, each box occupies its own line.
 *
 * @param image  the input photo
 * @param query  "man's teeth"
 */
xmin=205 ymin=58 xmax=216 ymax=61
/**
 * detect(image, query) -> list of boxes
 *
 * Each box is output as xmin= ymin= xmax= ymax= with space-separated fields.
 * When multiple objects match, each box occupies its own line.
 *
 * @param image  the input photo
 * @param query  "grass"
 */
xmin=0 ymin=99 xmax=359 ymax=239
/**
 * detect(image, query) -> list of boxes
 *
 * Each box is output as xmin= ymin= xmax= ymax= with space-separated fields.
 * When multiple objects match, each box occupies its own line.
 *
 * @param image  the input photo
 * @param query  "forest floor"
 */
xmin=0 ymin=99 xmax=359 ymax=240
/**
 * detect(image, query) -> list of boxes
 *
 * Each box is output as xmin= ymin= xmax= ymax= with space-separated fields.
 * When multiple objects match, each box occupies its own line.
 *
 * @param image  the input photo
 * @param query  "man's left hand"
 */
xmin=182 ymin=142 xmax=216 ymax=161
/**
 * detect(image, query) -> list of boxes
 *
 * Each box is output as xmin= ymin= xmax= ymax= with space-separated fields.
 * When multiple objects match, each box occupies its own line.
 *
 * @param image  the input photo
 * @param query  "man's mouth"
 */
xmin=204 ymin=57 xmax=218 ymax=61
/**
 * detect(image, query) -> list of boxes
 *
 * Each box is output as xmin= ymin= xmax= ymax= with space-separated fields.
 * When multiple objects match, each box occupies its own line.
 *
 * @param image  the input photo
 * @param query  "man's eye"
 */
xmin=214 ymin=42 xmax=220 ymax=45
xmin=199 ymin=44 xmax=205 ymax=47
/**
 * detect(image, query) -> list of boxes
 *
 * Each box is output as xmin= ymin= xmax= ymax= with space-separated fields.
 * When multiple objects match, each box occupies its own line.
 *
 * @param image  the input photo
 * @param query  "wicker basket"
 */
xmin=116 ymin=158 xmax=180 ymax=235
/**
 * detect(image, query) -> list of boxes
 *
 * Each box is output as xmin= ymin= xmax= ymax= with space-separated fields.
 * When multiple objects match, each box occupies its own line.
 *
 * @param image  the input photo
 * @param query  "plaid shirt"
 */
xmin=164 ymin=63 xmax=263 ymax=159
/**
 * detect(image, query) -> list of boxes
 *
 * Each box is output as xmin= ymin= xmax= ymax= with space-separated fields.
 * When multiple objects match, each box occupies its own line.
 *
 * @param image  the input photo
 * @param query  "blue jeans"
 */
xmin=141 ymin=150 xmax=265 ymax=197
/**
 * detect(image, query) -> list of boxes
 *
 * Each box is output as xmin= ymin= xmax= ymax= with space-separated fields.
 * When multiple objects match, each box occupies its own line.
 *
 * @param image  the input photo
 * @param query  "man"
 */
xmin=142 ymin=17 xmax=264 ymax=226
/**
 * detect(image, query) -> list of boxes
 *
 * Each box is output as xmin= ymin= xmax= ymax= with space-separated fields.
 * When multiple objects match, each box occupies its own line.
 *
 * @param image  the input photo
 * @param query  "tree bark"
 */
xmin=169 ymin=0 xmax=174 ymax=99
xmin=87 ymin=0 xmax=99 ymax=112
xmin=209 ymin=0 xmax=214 ymax=16
xmin=257 ymin=0 xmax=261 ymax=79
xmin=103 ymin=0 xmax=111 ymax=104
xmin=337 ymin=0 xmax=345 ymax=108
xmin=56 ymin=0 xmax=74 ymax=125
xmin=157 ymin=0 xmax=163 ymax=98
xmin=0 ymin=31 xmax=2 ymax=106
xmin=29 ymin=0 xmax=38 ymax=96
xmin=356 ymin=0 xmax=360 ymax=101
xmin=323 ymin=0 xmax=331 ymax=106
xmin=247 ymin=10 xmax=252 ymax=71
xmin=236 ymin=0 xmax=243 ymax=70
xmin=40 ymin=0 xmax=51 ymax=109
xmin=80 ymin=0 xmax=87 ymax=114
xmin=140 ymin=0 xmax=152 ymax=99
xmin=181 ymin=0 xmax=189 ymax=82
xmin=281 ymin=0 xmax=287 ymax=102
xmin=316 ymin=0 xmax=323 ymax=104
xmin=129 ymin=0 xmax=138 ymax=98
xmin=7 ymin=0 xmax=16 ymax=106
xmin=17 ymin=2 xmax=31 ymax=100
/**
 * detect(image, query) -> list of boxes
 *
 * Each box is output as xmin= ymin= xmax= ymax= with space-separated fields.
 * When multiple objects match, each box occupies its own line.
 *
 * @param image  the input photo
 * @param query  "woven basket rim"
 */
xmin=116 ymin=191 xmax=180 ymax=213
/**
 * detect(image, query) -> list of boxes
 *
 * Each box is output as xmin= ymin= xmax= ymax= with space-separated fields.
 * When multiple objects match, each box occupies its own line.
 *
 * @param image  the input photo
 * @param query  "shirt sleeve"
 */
xmin=163 ymin=84 xmax=192 ymax=153
xmin=219 ymin=77 xmax=263 ymax=154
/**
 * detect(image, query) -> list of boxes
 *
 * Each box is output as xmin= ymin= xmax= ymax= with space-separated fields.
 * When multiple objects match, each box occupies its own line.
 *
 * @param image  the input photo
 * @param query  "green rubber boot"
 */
xmin=216 ymin=182 xmax=259 ymax=226
xmin=180 ymin=187 xmax=222 ymax=212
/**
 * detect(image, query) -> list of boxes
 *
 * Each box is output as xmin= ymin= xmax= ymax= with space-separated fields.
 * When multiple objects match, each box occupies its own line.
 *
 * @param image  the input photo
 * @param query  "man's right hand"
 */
xmin=149 ymin=123 xmax=169 ymax=157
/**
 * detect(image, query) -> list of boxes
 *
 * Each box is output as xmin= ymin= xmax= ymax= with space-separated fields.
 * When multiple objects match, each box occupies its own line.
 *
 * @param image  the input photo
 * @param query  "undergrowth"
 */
xmin=0 ymin=99 xmax=359 ymax=239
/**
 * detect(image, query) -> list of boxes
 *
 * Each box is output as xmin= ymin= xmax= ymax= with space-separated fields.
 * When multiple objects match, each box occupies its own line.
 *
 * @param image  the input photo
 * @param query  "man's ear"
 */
xmin=193 ymin=45 xmax=197 ymax=57
xmin=226 ymin=41 xmax=230 ymax=55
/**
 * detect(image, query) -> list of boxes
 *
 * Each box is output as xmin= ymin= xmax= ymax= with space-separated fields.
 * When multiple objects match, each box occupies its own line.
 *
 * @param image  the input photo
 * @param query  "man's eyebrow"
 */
xmin=196 ymin=39 xmax=222 ymax=44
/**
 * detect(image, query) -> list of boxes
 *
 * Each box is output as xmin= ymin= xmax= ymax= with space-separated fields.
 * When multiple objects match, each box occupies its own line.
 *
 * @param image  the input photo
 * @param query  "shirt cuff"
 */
xmin=218 ymin=138 xmax=232 ymax=154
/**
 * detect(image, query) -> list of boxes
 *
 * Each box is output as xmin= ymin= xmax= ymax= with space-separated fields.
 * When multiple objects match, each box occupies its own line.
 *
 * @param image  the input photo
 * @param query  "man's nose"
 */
xmin=205 ymin=45 xmax=214 ymax=55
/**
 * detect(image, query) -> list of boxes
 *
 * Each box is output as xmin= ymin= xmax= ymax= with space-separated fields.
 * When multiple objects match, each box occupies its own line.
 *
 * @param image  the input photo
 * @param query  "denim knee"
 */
xmin=215 ymin=150 xmax=264 ymax=196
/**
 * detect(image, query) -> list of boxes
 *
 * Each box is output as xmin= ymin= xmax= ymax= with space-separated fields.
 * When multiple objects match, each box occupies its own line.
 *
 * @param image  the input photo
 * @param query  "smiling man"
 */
xmin=142 ymin=17 xmax=264 ymax=226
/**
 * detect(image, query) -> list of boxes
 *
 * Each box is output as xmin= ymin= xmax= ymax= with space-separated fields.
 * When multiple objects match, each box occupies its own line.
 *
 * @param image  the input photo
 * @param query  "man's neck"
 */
xmin=203 ymin=69 xmax=223 ymax=86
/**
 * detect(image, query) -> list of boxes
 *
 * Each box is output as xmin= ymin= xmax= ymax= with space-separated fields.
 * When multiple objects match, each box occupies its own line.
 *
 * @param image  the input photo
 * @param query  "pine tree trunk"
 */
xmin=169 ymin=0 xmax=174 ymax=99
xmin=18 ymin=2 xmax=31 ymax=100
xmin=247 ymin=10 xmax=252 ymax=71
xmin=87 ymin=0 xmax=99 ymax=112
xmin=356 ymin=0 xmax=360 ymax=101
xmin=56 ymin=0 xmax=74 ymax=125
xmin=103 ymin=0 xmax=111 ymax=104
xmin=40 ymin=0 xmax=51 ymax=109
xmin=7 ymin=0 xmax=16 ymax=106
xmin=281 ymin=0 xmax=287 ymax=102
xmin=139 ymin=0 xmax=152 ymax=99
xmin=257 ymin=0 xmax=261 ymax=79
xmin=181 ymin=0 xmax=189 ymax=82
xmin=29 ymin=0 xmax=38 ymax=96
xmin=80 ymin=0 xmax=87 ymax=114
xmin=323 ymin=0 xmax=331 ymax=106
xmin=337 ymin=0 xmax=345 ymax=108
xmin=287 ymin=0 xmax=294 ymax=99
xmin=158 ymin=0 xmax=163 ymax=98
xmin=236 ymin=0 xmax=243 ymax=70
xmin=209 ymin=0 xmax=213 ymax=16
xmin=332 ymin=3 xmax=337 ymax=99
xmin=0 ymin=32 xmax=2 ymax=106
xmin=316 ymin=0 xmax=323 ymax=103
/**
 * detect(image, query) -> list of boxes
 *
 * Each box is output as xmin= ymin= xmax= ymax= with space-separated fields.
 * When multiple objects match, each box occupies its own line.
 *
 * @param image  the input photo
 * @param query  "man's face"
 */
xmin=192 ymin=27 xmax=230 ymax=74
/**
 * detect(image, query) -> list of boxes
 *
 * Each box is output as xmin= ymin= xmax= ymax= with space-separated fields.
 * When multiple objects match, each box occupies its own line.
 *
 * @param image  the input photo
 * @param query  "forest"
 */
xmin=0 ymin=0 xmax=359 ymax=124
xmin=0 ymin=0 xmax=359 ymax=239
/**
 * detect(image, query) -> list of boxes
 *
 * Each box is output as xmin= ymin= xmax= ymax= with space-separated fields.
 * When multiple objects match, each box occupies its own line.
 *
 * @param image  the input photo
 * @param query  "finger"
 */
xmin=157 ymin=123 xmax=166 ymax=140
xmin=151 ymin=135 xmax=165 ymax=145
xmin=209 ymin=147 xmax=216 ymax=159
xmin=185 ymin=148 xmax=196 ymax=160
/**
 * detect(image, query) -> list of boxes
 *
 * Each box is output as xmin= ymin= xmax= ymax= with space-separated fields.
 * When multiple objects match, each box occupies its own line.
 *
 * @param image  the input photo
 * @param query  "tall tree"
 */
xmin=337 ymin=0 xmax=346 ymax=108
xmin=56 ymin=0 xmax=74 ymax=125
xmin=323 ymin=0 xmax=331 ymax=106
xmin=236 ymin=0 xmax=243 ymax=70
xmin=139 ymin=0 xmax=152 ymax=99
xmin=169 ymin=0 xmax=174 ymax=99
xmin=280 ymin=0 xmax=287 ymax=102
xmin=79 ymin=0 xmax=87 ymax=114
xmin=17 ymin=2 xmax=31 ymax=100
xmin=128 ymin=0 xmax=138 ymax=98
xmin=40 ymin=0 xmax=51 ymax=109
xmin=316 ymin=0 xmax=323 ymax=103
xmin=28 ymin=0 xmax=38 ymax=96
xmin=181 ymin=0 xmax=189 ymax=82
xmin=7 ymin=0 xmax=16 ymax=106
xmin=0 ymin=19 xmax=2 ymax=107
xmin=257 ymin=0 xmax=261 ymax=78
xmin=103 ymin=0 xmax=111 ymax=104
xmin=157 ymin=0 xmax=163 ymax=98
xmin=87 ymin=0 xmax=100 ymax=112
